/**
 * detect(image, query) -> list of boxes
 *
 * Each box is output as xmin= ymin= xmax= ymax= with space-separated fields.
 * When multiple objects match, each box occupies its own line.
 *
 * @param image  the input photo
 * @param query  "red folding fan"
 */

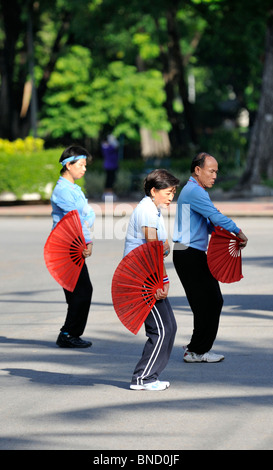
xmin=111 ymin=241 xmax=164 ymax=334
xmin=44 ymin=210 xmax=86 ymax=292
xmin=207 ymin=226 xmax=243 ymax=283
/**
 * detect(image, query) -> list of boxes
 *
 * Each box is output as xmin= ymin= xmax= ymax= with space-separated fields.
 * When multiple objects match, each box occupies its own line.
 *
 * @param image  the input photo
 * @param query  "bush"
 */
xmin=0 ymin=138 xmax=137 ymax=201
xmin=0 ymin=140 xmax=83 ymax=201
xmin=0 ymin=131 xmax=249 ymax=202
xmin=0 ymin=136 xmax=44 ymax=154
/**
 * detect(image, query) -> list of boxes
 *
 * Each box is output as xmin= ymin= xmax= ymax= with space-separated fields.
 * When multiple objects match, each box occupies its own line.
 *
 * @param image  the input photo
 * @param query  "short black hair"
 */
xmin=59 ymin=145 xmax=92 ymax=174
xmin=144 ymin=169 xmax=180 ymax=196
xmin=190 ymin=152 xmax=212 ymax=173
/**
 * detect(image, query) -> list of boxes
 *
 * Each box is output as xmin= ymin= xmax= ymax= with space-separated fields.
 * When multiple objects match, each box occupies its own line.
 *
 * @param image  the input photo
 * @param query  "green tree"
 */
xmin=0 ymin=0 xmax=72 ymax=139
xmin=240 ymin=3 xmax=273 ymax=186
xmin=1 ymin=0 xmax=272 ymax=183
xmin=39 ymin=46 xmax=170 ymax=142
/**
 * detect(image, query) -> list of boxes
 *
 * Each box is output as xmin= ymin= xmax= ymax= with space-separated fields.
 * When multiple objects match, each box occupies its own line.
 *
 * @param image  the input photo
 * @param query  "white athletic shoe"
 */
xmin=130 ymin=380 xmax=170 ymax=391
xmin=183 ymin=349 xmax=224 ymax=363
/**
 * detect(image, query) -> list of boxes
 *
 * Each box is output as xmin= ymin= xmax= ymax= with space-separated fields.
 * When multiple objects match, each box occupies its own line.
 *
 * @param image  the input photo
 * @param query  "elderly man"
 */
xmin=173 ymin=152 xmax=248 ymax=362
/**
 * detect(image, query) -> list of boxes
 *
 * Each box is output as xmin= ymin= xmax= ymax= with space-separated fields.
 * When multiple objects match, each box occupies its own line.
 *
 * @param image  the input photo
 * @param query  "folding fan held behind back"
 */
xmin=111 ymin=241 xmax=164 ymax=335
xmin=44 ymin=210 xmax=86 ymax=292
xmin=207 ymin=226 xmax=243 ymax=283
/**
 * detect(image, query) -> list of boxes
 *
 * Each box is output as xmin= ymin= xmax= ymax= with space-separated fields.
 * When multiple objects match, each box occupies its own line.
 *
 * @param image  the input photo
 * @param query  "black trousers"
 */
xmin=131 ymin=297 xmax=177 ymax=385
xmin=173 ymin=245 xmax=223 ymax=354
xmin=61 ymin=263 xmax=93 ymax=337
xmin=105 ymin=169 xmax=117 ymax=189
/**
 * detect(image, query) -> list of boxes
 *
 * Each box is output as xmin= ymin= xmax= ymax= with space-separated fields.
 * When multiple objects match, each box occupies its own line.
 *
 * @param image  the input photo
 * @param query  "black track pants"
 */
xmin=173 ymin=245 xmax=223 ymax=354
xmin=131 ymin=297 xmax=177 ymax=386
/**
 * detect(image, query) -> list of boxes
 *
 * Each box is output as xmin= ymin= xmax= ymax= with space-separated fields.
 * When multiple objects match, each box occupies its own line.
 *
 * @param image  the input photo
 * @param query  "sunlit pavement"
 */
xmin=0 ymin=212 xmax=272 ymax=450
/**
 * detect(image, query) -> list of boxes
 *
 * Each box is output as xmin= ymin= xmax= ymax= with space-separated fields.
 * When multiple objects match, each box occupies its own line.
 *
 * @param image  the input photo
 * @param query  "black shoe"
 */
xmin=56 ymin=333 xmax=92 ymax=348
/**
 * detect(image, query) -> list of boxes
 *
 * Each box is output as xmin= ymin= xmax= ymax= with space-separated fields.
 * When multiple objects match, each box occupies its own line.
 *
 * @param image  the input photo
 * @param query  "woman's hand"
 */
xmin=82 ymin=242 xmax=93 ymax=258
xmin=163 ymin=240 xmax=170 ymax=258
xmin=154 ymin=282 xmax=169 ymax=301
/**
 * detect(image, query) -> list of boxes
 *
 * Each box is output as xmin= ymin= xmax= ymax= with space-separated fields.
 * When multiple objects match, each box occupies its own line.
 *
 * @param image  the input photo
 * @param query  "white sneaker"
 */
xmin=183 ymin=349 xmax=224 ymax=363
xmin=130 ymin=380 xmax=170 ymax=391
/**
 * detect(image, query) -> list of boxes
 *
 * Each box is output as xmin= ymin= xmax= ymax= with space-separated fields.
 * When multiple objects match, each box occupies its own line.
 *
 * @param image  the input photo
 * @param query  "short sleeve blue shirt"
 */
xmin=124 ymin=196 xmax=167 ymax=257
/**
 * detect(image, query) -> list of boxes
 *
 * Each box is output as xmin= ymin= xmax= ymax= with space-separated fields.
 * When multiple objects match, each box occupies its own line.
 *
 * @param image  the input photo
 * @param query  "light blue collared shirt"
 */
xmin=173 ymin=176 xmax=240 ymax=251
xmin=124 ymin=196 xmax=167 ymax=257
xmin=50 ymin=177 xmax=95 ymax=244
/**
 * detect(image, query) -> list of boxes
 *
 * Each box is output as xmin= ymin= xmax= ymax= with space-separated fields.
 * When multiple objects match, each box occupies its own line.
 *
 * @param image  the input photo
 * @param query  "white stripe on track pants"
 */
xmin=131 ymin=297 xmax=177 ymax=386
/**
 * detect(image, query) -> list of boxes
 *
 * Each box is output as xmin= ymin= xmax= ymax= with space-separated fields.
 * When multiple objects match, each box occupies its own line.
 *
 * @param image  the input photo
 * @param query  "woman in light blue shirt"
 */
xmin=124 ymin=169 xmax=180 ymax=391
xmin=50 ymin=145 xmax=95 ymax=349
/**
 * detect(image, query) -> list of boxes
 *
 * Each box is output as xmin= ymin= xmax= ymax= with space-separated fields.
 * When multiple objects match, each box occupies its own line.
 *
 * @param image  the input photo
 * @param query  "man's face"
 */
xmin=195 ymin=156 xmax=218 ymax=189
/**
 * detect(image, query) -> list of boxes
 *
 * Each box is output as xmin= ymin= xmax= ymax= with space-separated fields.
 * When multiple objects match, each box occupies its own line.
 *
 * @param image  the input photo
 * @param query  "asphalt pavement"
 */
xmin=0 ymin=201 xmax=272 ymax=452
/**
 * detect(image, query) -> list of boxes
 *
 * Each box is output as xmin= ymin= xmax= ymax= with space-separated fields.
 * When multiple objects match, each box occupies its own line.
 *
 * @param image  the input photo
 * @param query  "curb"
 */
xmin=0 ymin=200 xmax=273 ymax=218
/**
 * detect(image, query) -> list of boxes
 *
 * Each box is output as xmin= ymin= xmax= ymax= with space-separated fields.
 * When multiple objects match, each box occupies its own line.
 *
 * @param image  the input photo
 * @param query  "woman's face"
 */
xmin=66 ymin=158 xmax=87 ymax=182
xmin=151 ymin=186 xmax=176 ymax=209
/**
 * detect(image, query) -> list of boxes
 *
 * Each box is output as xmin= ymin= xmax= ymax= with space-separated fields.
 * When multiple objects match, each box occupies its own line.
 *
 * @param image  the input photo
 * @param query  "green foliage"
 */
xmin=38 ymin=46 xmax=97 ymax=139
xmin=198 ymin=128 xmax=248 ymax=176
xmin=0 ymin=137 xmax=44 ymax=154
xmin=194 ymin=0 xmax=268 ymax=117
xmin=263 ymin=178 xmax=273 ymax=189
xmin=39 ymin=45 xmax=170 ymax=141
xmin=1 ymin=0 xmax=272 ymax=187
xmin=132 ymin=32 xmax=160 ymax=61
xmin=0 ymin=143 xmax=84 ymax=200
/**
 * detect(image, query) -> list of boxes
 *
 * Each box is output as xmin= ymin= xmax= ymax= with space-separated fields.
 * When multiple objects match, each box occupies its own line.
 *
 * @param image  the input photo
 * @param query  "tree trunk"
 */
xmin=0 ymin=0 xmax=23 ymax=139
xmin=154 ymin=19 xmax=185 ymax=155
xmin=0 ymin=2 xmax=71 ymax=140
xmin=37 ymin=12 xmax=72 ymax=110
xmin=165 ymin=6 xmax=198 ymax=145
xmin=240 ymin=9 xmax=273 ymax=187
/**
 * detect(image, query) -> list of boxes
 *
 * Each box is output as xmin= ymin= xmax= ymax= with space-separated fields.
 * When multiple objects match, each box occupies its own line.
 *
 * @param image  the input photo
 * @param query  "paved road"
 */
xmin=0 ymin=215 xmax=272 ymax=450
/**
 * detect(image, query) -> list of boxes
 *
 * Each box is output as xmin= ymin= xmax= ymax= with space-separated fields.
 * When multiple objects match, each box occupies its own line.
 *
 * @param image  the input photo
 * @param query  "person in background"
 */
xmin=50 ymin=145 xmax=95 ymax=348
xmin=123 ymin=169 xmax=180 ymax=391
xmin=101 ymin=134 xmax=119 ymax=201
xmin=173 ymin=152 xmax=248 ymax=363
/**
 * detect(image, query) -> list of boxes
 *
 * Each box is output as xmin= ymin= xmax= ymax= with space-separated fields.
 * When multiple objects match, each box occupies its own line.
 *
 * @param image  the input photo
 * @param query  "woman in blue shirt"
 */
xmin=173 ymin=153 xmax=248 ymax=363
xmin=124 ymin=169 xmax=180 ymax=391
xmin=51 ymin=145 xmax=95 ymax=348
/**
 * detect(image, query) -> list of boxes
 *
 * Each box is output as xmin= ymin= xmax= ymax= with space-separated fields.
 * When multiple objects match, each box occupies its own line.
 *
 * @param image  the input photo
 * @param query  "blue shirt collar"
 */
xmin=58 ymin=176 xmax=75 ymax=186
xmin=58 ymin=176 xmax=82 ymax=191
xmin=189 ymin=176 xmax=198 ymax=184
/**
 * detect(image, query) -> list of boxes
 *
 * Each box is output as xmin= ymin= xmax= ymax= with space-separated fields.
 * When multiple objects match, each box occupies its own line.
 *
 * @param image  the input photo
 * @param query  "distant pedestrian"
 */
xmin=173 ymin=152 xmax=248 ymax=362
xmin=50 ymin=145 xmax=95 ymax=348
xmin=101 ymin=134 xmax=119 ymax=201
